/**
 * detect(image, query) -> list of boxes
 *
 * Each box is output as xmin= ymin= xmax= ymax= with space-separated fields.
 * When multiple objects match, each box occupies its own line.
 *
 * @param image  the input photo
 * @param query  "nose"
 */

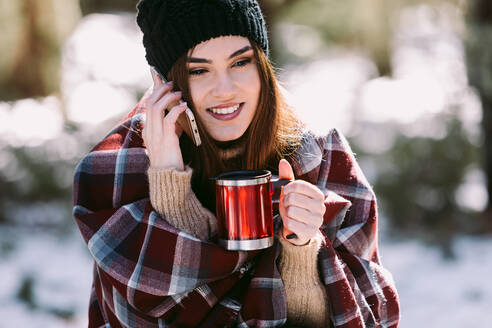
xmin=211 ymin=72 xmax=236 ymax=99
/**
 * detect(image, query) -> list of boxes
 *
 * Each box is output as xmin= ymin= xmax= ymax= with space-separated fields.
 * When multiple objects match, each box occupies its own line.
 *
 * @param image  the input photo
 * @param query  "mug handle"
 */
xmin=271 ymin=177 xmax=291 ymax=197
xmin=271 ymin=177 xmax=298 ymax=240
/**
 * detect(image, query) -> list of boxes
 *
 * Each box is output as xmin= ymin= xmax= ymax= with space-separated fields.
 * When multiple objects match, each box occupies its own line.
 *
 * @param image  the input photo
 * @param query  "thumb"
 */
xmin=150 ymin=66 xmax=162 ymax=87
xmin=278 ymin=158 xmax=295 ymax=180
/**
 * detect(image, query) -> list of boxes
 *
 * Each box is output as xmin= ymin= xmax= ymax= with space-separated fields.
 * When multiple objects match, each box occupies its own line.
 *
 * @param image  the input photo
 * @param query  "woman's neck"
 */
xmin=213 ymin=133 xmax=248 ymax=160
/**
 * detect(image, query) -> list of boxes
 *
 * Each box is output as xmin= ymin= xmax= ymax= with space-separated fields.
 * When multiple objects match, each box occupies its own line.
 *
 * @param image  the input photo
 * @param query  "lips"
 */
xmin=207 ymin=103 xmax=244 ymax=121
xmin=208 ymin=102 xmax=242 ymax=110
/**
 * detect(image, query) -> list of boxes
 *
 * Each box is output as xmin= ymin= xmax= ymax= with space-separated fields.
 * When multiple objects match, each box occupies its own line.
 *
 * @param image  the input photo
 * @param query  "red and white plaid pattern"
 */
xmin=73 ymin=95 xmax=400 ymax=327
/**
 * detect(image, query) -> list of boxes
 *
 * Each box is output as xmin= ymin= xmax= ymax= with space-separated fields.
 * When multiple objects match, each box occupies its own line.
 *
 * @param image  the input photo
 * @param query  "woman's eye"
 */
xmin=189 ymin=69 xmax=207 ymax=76
xmin=233 ymin=58 xmax=252 ymax=67
xmin=188 ymin=59 xmax=252 ymax=76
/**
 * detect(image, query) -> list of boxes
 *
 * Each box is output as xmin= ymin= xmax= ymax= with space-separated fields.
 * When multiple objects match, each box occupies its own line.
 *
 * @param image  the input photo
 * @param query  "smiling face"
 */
xmin=187 ymin=36 xmax=261 ymax=142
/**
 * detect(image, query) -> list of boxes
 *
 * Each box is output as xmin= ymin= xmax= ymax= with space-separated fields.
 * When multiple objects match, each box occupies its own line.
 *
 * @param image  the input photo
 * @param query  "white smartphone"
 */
xmin=150 ymin=66 xmax=201 ymax=147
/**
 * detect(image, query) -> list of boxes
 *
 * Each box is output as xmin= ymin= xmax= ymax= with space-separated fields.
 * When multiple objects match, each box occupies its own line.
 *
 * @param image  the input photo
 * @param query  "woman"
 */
xmin=73 ymin=0 xmax=400 ymax=327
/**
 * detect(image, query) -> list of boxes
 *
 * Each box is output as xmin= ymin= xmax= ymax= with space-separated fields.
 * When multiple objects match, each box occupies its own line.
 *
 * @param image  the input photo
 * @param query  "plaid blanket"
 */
xmin=73 ymin=95 xmax=400 ymax=327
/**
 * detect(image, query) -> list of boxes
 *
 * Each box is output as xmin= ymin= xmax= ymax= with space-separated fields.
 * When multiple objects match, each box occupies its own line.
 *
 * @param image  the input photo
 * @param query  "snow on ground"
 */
xmin=380 ymin=236 xmax=492 ymax=327
xmin=1 ymin=228 xmax=491 ymax=327
xmin=0 ymin=228 xmax=92 ymax=328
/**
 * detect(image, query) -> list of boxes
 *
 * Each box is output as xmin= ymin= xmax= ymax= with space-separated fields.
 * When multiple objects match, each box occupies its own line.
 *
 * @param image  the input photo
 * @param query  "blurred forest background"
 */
xmin=0 ymin=0 xmax=491 ymax=327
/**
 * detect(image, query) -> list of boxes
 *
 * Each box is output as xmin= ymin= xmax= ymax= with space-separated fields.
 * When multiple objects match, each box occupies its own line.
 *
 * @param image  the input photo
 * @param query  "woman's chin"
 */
xmin=213 ymin=136 xmax=237 ymax=142
xmin=211 ymin=131 xmax=246 ymax=142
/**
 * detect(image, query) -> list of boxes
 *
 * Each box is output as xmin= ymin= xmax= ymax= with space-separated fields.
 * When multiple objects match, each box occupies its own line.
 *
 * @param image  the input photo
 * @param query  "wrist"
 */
xmin=278 ymin=231 xmax=324 ymax=275
xmin=281 ymin=230 xmax=323 ymax=247
xmin=149 ymin=164 xmax=184 ymax=171
xmin=282 ymin=232 xmax=311 ymax=246
xmin=147 ymin=166 xmax=193 ymax=197
xmin=148 ymin=155 xmax=184 ymax=171
xmin=146 ymin=146 xmax=184 ymax=171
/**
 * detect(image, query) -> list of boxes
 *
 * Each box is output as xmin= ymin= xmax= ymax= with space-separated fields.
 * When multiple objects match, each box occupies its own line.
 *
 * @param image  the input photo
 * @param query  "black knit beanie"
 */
xmin=136 ymin=0 xmax=269 ymax=78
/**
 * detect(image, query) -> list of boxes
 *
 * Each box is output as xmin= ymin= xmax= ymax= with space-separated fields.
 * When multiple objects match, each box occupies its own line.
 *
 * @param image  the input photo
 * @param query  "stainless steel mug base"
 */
xmin=219 ymin=236 xmax=273 ymax=251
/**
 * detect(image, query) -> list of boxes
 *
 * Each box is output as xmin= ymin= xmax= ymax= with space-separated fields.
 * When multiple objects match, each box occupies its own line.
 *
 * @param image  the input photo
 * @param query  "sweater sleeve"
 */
xmin=277 ymin=231 xmax=331 ymax=327
xmin=148 ymin=166 xmax=331 ymax=326
xmin=147 ymin=165 xmax=217 ymax=240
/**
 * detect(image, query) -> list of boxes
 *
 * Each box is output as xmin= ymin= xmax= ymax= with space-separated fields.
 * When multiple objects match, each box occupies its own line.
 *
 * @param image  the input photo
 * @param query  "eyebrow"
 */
xmin=187 ymin=45 xmax=253 ymax=64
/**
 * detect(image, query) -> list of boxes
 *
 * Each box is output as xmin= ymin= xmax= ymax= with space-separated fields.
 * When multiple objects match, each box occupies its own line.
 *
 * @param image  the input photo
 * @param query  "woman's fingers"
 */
xmin=144 ymin=81 xmax=173 ymax=138
xmin=162 ymin=102 xmax=187 ymax=136
xmin=282 ymin=216 xmax=317 ymax=244
xmin=148 ymin=81 xmax=174 ymax=107
xmin=283 ymin=192 xmax=326 ymax=217
xmin=280 ymin=188 xmax=317 ymax=241
xmin=150 ymin=68 xmax=158 ymax=86
xmin=284 ymin=204 xmax=323 ymax=226
xmin=283 ymin=217 xmax=316 ymax=237
xmin=152 ymin=92 xmax=182 ymax=134
xmin=150 ymin=66 xmax=163 ymax=88
xmin=155 ymin=91 xmax=182 ymax=115
xmin=149 ymin=90 xmax=182 ymax=136
xmin=282 ymin=180 xmax=325 ymax=202
xmin=279 ymin=180 xmax=326 ymax=245
xmin=143 ymin=71 xmax=186 ymax=170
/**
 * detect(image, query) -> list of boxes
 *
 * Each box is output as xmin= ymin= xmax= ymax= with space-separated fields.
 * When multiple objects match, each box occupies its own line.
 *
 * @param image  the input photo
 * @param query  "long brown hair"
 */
xmin=167 ymin=39 xmax=305 ymax=213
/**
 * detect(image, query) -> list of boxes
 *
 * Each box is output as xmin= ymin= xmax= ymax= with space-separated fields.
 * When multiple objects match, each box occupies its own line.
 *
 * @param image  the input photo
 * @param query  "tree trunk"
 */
xmin=79 ymin=0 xmax=138 ymax=15
xmin=466 ymin=0 xmax=492 ymax=227
xmin=0 ymin=0 xmax=81 ymax=100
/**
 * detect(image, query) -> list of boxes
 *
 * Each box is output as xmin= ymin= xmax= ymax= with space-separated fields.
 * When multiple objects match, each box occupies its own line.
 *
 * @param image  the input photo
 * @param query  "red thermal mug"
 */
xmin=212 ymin=170 xmax=291 ymax=251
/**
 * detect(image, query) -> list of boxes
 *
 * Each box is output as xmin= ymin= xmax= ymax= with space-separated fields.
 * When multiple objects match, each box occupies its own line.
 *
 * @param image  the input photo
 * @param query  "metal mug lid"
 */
xmin=211 ymin=170 xmax=272 ymax=186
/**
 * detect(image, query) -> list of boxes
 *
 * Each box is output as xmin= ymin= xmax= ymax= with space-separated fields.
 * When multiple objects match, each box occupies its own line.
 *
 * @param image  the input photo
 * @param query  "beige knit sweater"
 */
xmin=147 ymin=166 xmax=330 ymax=327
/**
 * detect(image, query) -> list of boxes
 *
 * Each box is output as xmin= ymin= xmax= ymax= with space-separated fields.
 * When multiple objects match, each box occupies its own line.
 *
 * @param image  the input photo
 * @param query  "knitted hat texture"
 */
xmin=136 ymin=0 xmax=269 ymax=78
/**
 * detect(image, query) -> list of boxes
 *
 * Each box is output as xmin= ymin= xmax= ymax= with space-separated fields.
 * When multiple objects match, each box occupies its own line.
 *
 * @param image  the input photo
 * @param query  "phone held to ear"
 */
xmin=150 ymin=66 xmax=201 ymax=147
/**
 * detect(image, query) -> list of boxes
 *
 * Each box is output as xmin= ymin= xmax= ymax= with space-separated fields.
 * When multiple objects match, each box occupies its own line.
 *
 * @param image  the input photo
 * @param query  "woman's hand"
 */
xmin=142 ymin=68 xmax=188 ymax=170
xmin=278 ymin=159 xmax=326 ymax=246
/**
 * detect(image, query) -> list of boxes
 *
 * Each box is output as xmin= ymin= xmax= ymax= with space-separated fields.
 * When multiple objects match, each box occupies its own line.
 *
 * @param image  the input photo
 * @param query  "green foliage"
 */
xmin=465 ymin=5 xmax=492 ymax=212
xmin=79 ymin=0 xmax=139 ymax=15
xmin=352 ymin=113 xmax=481 ymax=254
xmin=0 ymin=144 xmax=72 ymax=210
xmin=16 ymin=273 xmax=76 ymax=319
xmin=0 ymin=0 xmax=81 ymax=100
xmin=17 ymin=275 xmax=35 ymax=308
xmin=0 ymin=123 xmax=99 ymax=228
xmin=274 ymin=0 xmax=465 ymax=75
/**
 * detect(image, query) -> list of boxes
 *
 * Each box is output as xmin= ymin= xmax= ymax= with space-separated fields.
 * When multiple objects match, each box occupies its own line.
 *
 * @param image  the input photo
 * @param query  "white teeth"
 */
xmin=209 ymin=104 xmax=240 ymax=114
